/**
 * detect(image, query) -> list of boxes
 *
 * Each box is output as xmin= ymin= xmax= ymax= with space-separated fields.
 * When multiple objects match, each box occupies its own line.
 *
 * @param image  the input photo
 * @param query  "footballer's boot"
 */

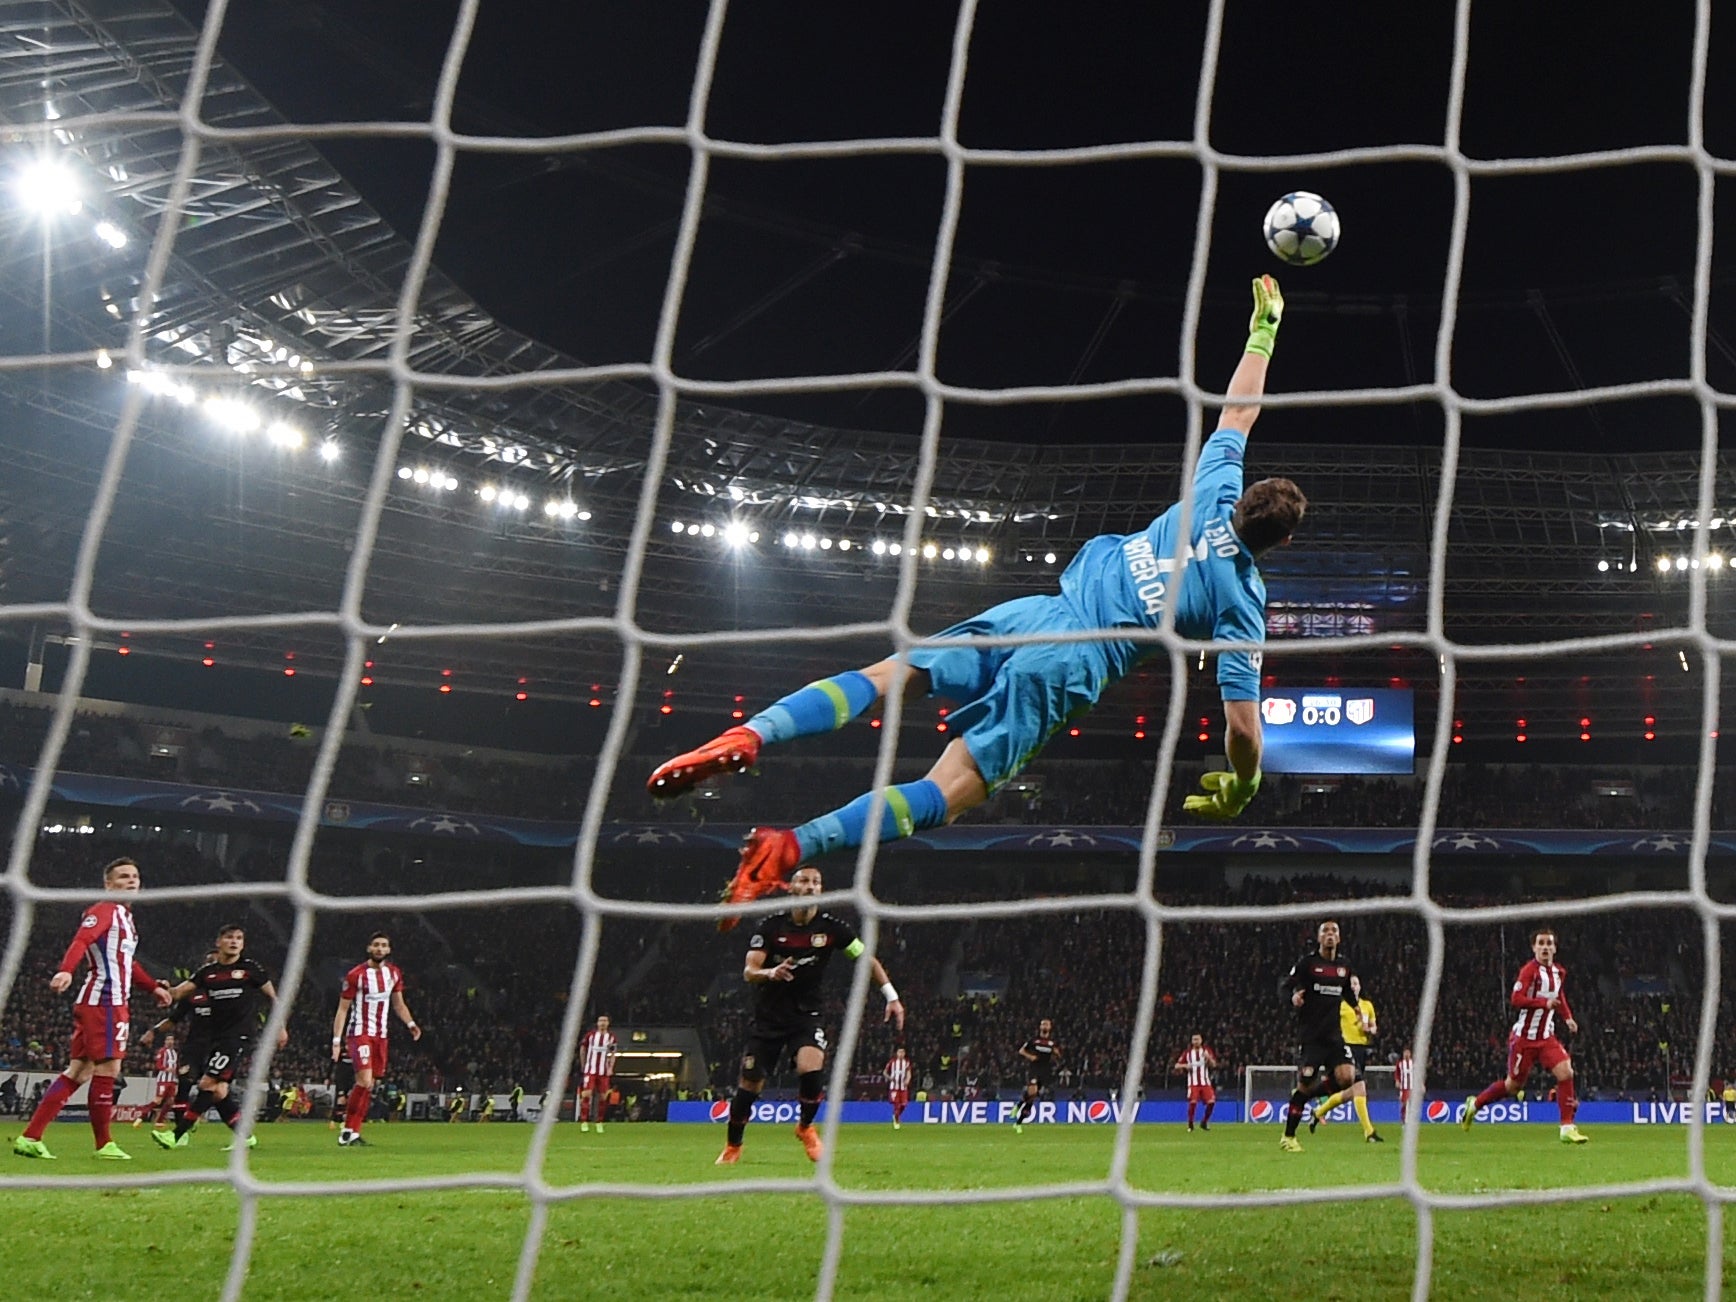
xmin=714 ymin=1144 xmax=742 ymax=1166
xmin=221 ymin=1134 xmax=258 ymax=1152
xmin=717 ymin=828 xmax=800 ymax=933
xmin=795 ymin=1123 xmax=824 ymax=1163
xmin=1308 ymin=1104 xmax=1330 ymax=1134
xmin=648 ymin=726 xmax=761 ymax=799
xmin=1278 ymin=1136 xmax=1302 ymax=1153
xmin=1366 ymin=1131 xmax=1386 ymax=1143
xmin=150 ymin=1129 xmax=179 ymax=1151
xmin=1560 ymin=1125 xmax=1589 ymax=1144
xmin=93 ymin=1141 xmax=131 ymax=1161
xmin=12 ymin=1136 xmax=55 ymax=1160
xmin=1458 ymin=1097 xmax=1477 ymax=1130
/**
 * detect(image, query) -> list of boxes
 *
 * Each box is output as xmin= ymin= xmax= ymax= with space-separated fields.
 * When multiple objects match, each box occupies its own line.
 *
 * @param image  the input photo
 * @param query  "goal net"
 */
xmin=0 ymin=0 xmax=1730 ymax=1299
xmin=1245 ymin=1064 xmax=1399 ymax=1126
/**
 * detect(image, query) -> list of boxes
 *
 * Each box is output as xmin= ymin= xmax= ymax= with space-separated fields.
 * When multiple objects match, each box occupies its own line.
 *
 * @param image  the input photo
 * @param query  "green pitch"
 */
xmin=4 ymin=1121 xmax=1735 ymax=1300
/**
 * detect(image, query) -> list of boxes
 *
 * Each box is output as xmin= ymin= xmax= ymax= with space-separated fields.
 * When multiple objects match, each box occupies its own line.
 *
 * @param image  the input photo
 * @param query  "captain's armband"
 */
xmin=843 ymin=939 xmax=866 ymax=959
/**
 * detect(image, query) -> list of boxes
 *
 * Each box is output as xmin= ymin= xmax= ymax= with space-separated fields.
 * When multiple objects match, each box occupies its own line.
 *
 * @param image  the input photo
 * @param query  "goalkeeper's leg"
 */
xmin=650 ymin=663 xmax=907 ymax=797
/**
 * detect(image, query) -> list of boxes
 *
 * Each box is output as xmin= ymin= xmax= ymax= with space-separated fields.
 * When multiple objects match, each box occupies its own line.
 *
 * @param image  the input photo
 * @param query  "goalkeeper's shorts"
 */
xmin=906 ymin=595 xmax=1121 ymax=792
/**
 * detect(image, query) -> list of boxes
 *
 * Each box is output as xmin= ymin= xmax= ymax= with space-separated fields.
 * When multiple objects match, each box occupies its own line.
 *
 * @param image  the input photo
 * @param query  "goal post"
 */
xmin=1245 ymin=1063 xmax=1399 ymax=1122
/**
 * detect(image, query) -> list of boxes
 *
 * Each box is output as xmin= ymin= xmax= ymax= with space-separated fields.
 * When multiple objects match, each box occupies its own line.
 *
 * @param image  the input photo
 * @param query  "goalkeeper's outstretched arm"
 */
xmin=1218 ymin=275 xmax=1283 ymax=436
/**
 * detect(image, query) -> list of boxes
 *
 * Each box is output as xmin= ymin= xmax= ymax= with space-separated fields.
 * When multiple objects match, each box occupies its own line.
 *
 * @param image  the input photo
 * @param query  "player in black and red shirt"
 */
xmin=1011 ymin=1019 xmax=1060 ymax=1131
xmin=152 ymin=925 xmax=288 ymax=1152
xmin=1277 ymin=919 xmax=1369 ymax=1151
xmin=716 ymin=865 xmax=905 ymax=1166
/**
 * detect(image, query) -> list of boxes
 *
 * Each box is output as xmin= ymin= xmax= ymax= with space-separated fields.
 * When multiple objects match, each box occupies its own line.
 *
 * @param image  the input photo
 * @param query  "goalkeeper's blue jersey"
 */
xmin=1057 ymin=427 xmax=1266 ymax=701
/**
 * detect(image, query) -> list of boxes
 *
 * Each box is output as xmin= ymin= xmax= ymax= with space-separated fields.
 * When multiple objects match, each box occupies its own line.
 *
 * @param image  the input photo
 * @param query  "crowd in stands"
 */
xmin=3 ymin=697 xmax=1736 ymax=832
xmin=6 ymin=829 xmax=1710 ymax=1106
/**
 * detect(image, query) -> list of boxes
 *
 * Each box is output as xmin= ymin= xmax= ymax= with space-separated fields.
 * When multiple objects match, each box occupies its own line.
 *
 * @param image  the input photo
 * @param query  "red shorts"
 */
xmin=1507 ymin=1034 xmax=1569 ymax=1081
xmin=1187 ymin=1084 xmax=1217 ymax=1105
xmin=889 ymin=1090 xmax=909 ymax=1108
xmin=583 ymin=1074 xmax=610 ymax=1096
xmin=70 ymin=1004 xmax=128 ymax=1062
xmin=153 ymin=1080 xmax=176 ymax=1102
xmin=347 ymin=1034 xmax=389 ymax=1077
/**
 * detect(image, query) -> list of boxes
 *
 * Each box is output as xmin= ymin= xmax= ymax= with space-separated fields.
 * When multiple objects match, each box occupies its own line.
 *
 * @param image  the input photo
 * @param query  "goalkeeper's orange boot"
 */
xmin=714 ymin=1144 xmax=742 ymax=1165
xmin=795 ymin=1123 xmax=824 ymax=1163
xmin=647 ymin=726 xmax=761 ymax=799
xmin=716 ymin=827 xmax=801 ymax=933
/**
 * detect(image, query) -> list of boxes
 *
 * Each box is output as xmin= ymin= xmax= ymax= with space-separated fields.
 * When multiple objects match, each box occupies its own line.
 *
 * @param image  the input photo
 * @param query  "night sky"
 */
xmin=179 ymin=0 xmax=1736 ymax=450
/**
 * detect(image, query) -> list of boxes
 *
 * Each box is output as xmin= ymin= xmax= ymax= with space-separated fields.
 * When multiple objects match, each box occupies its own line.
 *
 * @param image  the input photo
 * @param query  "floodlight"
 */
xmin=481 ymin=485 xmax=498 ymax=502
xmin=722 ymin=521 xmax=750 ymax=547
xmin=318 ymin=441 xmax=340 ymax=463
xmin=12 ymin=155 xmax=81 ymax=215
xmin=203 ymin=396 xmax=259 ymax=433
xmin=93 ymin=220 xmax=126 ymax=249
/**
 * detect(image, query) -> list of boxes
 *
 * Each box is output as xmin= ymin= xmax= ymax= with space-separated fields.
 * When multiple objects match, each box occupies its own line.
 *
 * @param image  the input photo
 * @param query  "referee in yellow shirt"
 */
xmin=1311 ymin=975 xmax=1385 ymax=1142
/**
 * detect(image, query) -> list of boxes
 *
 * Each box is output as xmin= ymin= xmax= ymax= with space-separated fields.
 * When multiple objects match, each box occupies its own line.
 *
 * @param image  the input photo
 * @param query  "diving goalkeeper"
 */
xmin=650 ymin=276 xmax=1305 ymax=926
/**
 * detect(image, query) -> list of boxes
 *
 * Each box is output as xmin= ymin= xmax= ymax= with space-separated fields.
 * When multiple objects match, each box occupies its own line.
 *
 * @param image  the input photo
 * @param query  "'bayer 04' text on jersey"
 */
xmin=184 ymin=956 xmax=273 ymax=1040
xmin=747 ymin=910 xmax=862 ymax=1025
xmin=1058 ymin=428 xmax=1266 ymax=701
xmin=1019 ymin=1036 xmax=1059 ymax=1078
xmin=1281 ymin=950 xmax=1362 ymax=1044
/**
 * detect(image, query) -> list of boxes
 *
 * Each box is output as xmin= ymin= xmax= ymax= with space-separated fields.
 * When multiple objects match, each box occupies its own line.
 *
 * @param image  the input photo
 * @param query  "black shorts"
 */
xmin=332 ymin=1058 xmax=356 ymax=1095
xmin=184 ymin=1036 xmax=250 ymax=1084
xmin=1024 ymin=1071 xmax=1052 ymax=1091
xmin=742 ymin=1018 xmax=829 ymax=1077
xmin=1348 ymin=1044 xmax=1371 ymax=1076
xmin=1297 ymin=1039 xmax=1355 ymax=1082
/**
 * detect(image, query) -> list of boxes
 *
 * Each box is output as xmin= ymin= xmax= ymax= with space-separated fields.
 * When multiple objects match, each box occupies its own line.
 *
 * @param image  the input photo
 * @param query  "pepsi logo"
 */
xmin=1426 ymin=1100 xmax=1450 ymax=1123
xmin=1249 ymin=1100 xmax=1275 ymax=1122
xmin=708 ymin=1100 xmax=730 ymax=1122
xmin=1086 ymin=1100 xmax=1111 ymax=1122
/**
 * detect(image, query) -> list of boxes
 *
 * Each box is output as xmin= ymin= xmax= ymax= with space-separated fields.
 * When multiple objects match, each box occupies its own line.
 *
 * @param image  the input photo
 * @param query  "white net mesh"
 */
xmin=0 ymin=0 xmax=1733 ymax=1298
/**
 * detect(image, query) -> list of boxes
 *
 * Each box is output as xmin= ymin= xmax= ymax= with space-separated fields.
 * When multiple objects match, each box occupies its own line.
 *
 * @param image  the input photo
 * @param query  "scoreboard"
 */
xmin=1258 ymin=688 xmax=1415 ymax=775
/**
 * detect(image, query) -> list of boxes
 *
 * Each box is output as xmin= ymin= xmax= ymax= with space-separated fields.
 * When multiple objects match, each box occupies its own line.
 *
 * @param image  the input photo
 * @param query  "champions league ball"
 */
xmin=1263 ymin=191 xmax=1340 ymax=267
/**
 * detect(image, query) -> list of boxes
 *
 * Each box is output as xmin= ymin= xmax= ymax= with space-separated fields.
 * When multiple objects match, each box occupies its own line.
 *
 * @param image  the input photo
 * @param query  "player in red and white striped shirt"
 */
xmin=13 ymin=857 xmax=171 ymax=1160
xmin=133 ymin=1033 xmax=180 ymax=1131
xmin=577 ymin=1016 xmax=617 ymax=1132
xmin=331 ymin=931 xmax=421 ymax=1148
xmin=885 ymin=1047 xmax=914 ymax=1129
xmin=1462 ymin=928 xmax=1587 ymax=1143
xmin=1395 ymin=1046 xmax=1415 ymax=1117
xmin=1171 ymin=1033 xmax=1219 ymax=1131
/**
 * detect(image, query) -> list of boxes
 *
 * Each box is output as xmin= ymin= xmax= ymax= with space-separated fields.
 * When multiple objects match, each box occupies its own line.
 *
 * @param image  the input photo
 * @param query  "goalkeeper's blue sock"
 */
xmin=794 ymin=779 xmax=948 ymax=863
xmin=746 ymin=671 xmax=877 ymax=745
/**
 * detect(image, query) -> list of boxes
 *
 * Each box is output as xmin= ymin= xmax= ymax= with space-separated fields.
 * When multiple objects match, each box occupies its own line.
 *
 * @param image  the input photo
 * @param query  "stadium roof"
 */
xmin=0 ymin=0 xmax=1732 ymax=742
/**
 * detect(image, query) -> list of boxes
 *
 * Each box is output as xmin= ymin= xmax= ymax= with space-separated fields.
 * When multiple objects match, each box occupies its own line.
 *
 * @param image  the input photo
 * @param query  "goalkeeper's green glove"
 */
xmin=1183 ymin=770 xmax=1262 ymax=820
xmin=1245 ymin=274 xmax=1284 ymax=358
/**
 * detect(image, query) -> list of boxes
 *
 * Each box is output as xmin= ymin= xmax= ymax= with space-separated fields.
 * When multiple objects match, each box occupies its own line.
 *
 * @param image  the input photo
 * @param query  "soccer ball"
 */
xmin=1262 ymin=191 xmax=1340 ymax=267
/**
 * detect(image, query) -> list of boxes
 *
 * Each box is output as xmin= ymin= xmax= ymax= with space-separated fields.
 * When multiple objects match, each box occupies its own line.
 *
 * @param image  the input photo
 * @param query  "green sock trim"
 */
xmin=814 ymin=679 xmax=853 ymax=729
xmin=883 ymin=786 xmax=915 ymax=838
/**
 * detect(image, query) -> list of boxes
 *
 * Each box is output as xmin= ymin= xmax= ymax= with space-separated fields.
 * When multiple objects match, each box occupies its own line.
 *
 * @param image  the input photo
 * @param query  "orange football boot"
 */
xmin=716 ymin=827 xmax=801 ymax=933
xmin=795 ymin=1123 xmax=824 ymax=1163
xmin=647 ymin=725 xmax=761 ymax=798
xmin=714 ymin=1144 xmax=742 ymax=1165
